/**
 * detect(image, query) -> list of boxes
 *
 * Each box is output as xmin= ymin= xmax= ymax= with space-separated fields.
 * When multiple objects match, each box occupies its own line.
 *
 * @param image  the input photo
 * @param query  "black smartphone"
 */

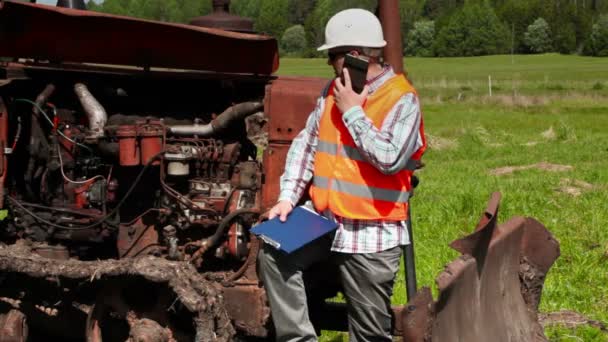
xmin=341 ymin=54 xmax=369 ymax=94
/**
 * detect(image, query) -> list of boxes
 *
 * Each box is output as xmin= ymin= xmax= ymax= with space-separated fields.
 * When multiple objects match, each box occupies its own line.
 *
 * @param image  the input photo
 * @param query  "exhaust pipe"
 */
xmin=168 ymin=101 xmax=263 ymax=136
xmin=74 ymin=83 xmax=107 ymax=139
xmin=56 ymin=0 xmax=87 ymax=10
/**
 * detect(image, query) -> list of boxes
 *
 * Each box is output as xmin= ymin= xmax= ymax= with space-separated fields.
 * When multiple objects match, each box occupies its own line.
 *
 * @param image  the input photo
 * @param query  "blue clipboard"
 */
xmin=251 ymin=206 xmax=338 ymax=254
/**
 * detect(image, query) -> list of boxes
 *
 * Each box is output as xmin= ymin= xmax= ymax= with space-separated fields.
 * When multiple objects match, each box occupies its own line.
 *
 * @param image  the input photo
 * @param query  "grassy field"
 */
xmin=277 ymin=54 xmax=608 ymax=341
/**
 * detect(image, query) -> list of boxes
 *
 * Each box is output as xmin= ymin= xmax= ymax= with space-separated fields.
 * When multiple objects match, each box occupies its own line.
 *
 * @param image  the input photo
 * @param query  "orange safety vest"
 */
xmin=309 ymin=74 xmax=426 ymax=221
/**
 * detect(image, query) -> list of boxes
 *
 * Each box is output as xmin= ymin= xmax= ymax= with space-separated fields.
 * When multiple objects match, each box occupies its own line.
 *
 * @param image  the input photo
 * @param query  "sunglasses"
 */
xmin=328 ymin=50 xmax=355 ymax=61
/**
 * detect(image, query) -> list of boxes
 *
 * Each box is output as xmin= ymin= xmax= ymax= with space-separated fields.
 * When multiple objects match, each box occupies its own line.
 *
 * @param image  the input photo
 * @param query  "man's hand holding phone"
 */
xmin=334 ymin=68 xmax=369 ymax=114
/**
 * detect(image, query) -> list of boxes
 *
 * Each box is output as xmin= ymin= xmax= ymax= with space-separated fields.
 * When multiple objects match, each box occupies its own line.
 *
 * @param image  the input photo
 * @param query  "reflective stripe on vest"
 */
xmin=316 ymin=140 xmax=418 ymax=171
xmin=313 ymin=176 xmax=411 ymax=203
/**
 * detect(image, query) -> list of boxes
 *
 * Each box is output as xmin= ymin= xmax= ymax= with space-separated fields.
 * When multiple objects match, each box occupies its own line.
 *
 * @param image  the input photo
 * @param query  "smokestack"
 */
xmin=56 ymin=0 xmax=86 ymax=10
xmin=189 ymin=0 xmax=255 ymax=33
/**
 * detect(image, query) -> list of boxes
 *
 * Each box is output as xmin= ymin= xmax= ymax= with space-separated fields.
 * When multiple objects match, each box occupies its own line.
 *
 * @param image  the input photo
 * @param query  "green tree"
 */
xmin=255 ymin=0 xmax=289 ymax=39
xmin=231 ymin=0 xmax=261 ymax=19
xmin=86 ymin=1 xmax=102 ymax=11
xmin=400 ymin=0 xmax=425 ymax=47
xmin=588 ymin=14 xmax=608 ymax=56
xmin=406 ymin=20 xmax=435 ymax=56
xmin=524 ymin=18 xmax=552 ymax=53
xmin=434 ymin=2 xmax=509 ymax=57
xmin=288 ymin=0 xmax=316 ymax=25
xmin=304 ymin=0 xmax=334 ymax=56
xmin=281 ymin=25 xmax=307 ymax=55
xmin=496 ymin=0 xmax=543 ymax=53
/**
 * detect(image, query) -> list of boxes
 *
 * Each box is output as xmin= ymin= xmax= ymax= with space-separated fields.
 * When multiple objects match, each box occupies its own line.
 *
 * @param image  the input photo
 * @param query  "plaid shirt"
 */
xmin=278 ymin=66 xmax=423 ymax=253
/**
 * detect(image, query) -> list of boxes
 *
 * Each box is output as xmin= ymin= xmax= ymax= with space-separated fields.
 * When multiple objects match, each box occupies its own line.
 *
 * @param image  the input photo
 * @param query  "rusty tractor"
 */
xmin=0 ymin=0 xmax=559 ymax=341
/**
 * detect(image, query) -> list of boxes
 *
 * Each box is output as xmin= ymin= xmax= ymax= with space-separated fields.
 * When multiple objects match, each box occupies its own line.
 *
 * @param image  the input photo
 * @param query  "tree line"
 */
xmin=87 ymin=0 xmax=608 ymax=57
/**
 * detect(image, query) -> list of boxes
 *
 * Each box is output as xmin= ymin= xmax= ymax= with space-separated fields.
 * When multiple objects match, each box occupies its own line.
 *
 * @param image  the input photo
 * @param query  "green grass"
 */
xmin=277 ymin=54 xmax=608 ymax=341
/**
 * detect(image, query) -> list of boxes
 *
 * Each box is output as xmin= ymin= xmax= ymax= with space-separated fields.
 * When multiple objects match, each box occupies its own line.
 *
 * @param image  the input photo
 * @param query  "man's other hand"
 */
xmin=268 ymin=200 xmax=293 ymax=222
xmin=334 ymin=68 xmax=369 ymax=114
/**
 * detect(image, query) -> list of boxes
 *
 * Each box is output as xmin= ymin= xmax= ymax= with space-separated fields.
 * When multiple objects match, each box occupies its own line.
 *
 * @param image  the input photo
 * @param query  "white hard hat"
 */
xmin=317 ymin=8 xmax=386 ymax=51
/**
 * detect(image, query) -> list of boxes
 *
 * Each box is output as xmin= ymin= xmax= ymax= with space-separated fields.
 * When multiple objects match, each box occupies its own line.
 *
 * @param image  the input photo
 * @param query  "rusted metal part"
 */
xmin=0 ymin=0 xmax=278 ymax=75
xmin=264 ymin=77 xmax=327 ymax=142
xmin=261 ymin=143 xmax=290 ymax=211
xmin=377 ymin=0 xmax=404 ymax=75
xmin=116 ymin=211 xmax=162 ymax=258
xmin=0 ymin=242 xmax=235 ymax=340
xmin=262 ymin=77 xmax=327 ymax=210
xmin=0 ymin=97 xmax=7 ymax=208
xmin=74 ymin=83 xmax=108 ymax=139
xmin=519 ymin=218 xmax=560 ymax=311
xmin=222 ymin=285 xmax=270 ymax=337
xmin=449 ymin=192 xmax=501 ymax=274
xmin=431 ymin=217 xmax=547 ymax=341
xmin=0 ymin=309 xmax=28 ymax=342
xmin=190 ymin=0 xmax=255 ymax=33
xmin=168 ymin=101 xmax=264 ymax=136
xmin=398 ymin=287 xmax=434 ymax=341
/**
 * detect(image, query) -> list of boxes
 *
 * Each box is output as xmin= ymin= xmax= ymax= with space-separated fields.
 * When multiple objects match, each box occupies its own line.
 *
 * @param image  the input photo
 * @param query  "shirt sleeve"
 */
xmin=277 ymin=97 xmax=323 ymax=206
xmin=341 ymin=92 xmax=422 ymax=175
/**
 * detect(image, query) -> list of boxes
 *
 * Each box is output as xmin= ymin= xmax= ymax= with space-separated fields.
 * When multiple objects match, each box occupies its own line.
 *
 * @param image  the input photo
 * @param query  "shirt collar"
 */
xmin=366 ymin=65 xmax=395 ymax=94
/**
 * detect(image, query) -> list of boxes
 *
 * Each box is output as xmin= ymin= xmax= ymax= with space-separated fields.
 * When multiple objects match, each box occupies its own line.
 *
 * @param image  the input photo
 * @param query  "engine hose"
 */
xmin=6 ymin=151 xmax=165 ymax=231
xmin=189 ymin=209 xmax=259 ymax=263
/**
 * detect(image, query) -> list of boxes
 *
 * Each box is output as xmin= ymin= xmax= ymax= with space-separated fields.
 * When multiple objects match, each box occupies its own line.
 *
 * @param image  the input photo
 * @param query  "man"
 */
xmin=259 ymin=8 xmax=426 ymax=342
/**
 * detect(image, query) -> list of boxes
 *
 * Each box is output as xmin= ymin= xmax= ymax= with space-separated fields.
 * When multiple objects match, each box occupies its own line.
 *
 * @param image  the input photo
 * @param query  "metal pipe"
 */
xmin=168 ymin=101 xmax=263 ymax=136
xmin=74 ymin=83 xmax=107 ymax=139
xmin=378 ymin=0 xmax=404 ymax=74
xmin=25 ymin=84 xmax=55 ymax=200
xmin=56 ymin=0 xmax=86 ymax=10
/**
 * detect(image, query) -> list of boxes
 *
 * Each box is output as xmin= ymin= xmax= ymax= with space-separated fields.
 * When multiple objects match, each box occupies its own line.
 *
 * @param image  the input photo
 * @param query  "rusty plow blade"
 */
xmin=396 ymin=192 xmax=560 ymax=341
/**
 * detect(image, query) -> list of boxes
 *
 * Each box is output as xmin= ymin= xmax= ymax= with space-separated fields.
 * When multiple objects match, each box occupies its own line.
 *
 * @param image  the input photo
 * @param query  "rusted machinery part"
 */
xmin=0 ymin=1 xmax=279 ymax=75
xmin=0 ymin=242 xmax=235 ymax=341
xmin=518 ymin=217 xmax=561 ymax=312
xmin=74 ymin=83 xmax=108 ymax=139
xmin=86 ymin=281 xmax=178 ymax=342
xmin=168 ymin=101 xmax=264 ymax=136
xmin=0 ymin=309 xmax=28 ymax=342
xmin=395 ymin=192 xmax=559 ymax=342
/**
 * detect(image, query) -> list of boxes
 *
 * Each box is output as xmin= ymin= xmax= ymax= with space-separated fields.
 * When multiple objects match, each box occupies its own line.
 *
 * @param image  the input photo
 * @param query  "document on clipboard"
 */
xmin=250 ymin=206 xmax=338 ymax=254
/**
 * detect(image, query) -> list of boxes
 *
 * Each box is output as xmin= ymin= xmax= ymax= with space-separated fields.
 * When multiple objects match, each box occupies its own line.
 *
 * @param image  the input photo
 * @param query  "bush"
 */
xmin=434 ymin=3 xmax=509 ymax=57
xmin=281 ymin=25 xmax=307 ymax=56
xmin=524 ymin=18 xmax=552 ymax=53
xmin=588 ymin=15 xmax=608 ymax=56
xmin=406 ymin=20 xmax=436 ymax=57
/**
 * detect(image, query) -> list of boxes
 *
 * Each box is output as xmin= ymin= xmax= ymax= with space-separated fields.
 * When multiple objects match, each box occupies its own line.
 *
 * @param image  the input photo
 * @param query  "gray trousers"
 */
xmin=258 ymin=235 xmax=402 ymax=342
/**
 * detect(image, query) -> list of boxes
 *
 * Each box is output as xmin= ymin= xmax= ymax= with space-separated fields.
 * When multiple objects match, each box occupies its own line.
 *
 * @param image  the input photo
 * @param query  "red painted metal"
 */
xmin=139 ymin=123 xmax=163 ymax=166
xmin=264 ymin=76 xmax=327 ymax=142
xmin=0 ymin=1 xmax=278 ymax=75
xmin=261 ymin=77 xmax=327 ymax=211
xmin=261 ymin=143 xmax=289 ymax=211
xmin=222 ymin=285 xmax=270 ymax=337
xmin=116 ymin=125 xmax=140 ymax=166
